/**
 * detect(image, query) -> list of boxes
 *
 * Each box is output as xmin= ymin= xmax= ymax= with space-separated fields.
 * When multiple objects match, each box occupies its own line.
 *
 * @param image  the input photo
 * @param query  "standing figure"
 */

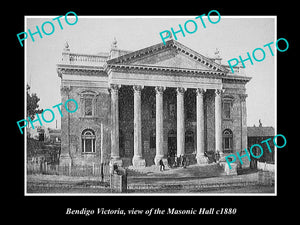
xmin=182 ymin=155 xmax=186 ymax=168
xmin=215 ymin=151 xmax=220 ymax=163
xmin=178 ymin=155 xmax=182 ymax=167
xmin=159 ymin=159 xmax=165 ymax=171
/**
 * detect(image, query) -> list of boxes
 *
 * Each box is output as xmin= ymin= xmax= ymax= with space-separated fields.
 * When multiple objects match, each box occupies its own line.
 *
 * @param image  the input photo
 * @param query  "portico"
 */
xmin=108 ymin=83 xmax=224 ymax=167
xmin=105 ymin=39 xmax=232 ymax=167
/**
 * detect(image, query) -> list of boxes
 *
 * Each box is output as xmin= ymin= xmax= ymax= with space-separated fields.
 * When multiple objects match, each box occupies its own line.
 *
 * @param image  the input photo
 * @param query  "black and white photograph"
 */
xmin=24 ymin=15 xmax=277 ymax=195
xmin=14 ymin=5 xmax=295 ymax=221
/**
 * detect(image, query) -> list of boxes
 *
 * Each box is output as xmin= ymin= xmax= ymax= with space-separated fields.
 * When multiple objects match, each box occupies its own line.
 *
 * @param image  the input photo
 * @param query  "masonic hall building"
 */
xmin=56 ymin=39 xmax=251 ymax=167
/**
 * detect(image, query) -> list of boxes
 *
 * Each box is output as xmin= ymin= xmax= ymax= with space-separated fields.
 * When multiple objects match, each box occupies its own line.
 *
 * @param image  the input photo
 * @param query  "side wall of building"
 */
xmin=222 ymin=81 xmax=249 ymax=168
xmin=60 ymin=84 xmax=111 ymax=166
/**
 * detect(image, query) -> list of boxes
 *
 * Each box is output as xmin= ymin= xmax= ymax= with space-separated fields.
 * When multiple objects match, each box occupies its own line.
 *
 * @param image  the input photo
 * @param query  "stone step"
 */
xmin=126 ymin=163 xmax=224 ymax=178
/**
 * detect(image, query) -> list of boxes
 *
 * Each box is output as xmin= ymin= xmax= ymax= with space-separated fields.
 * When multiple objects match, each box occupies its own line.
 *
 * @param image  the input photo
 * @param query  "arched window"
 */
xmin=223 ymin=129 xmax=233 ymax=153
xmin=82 ymin=129 xmax=96 ymax=153
xmin=185 ymin=130 xmax=195 ymax=154
xmin=168 ymin=130 xmax=177 ymax=157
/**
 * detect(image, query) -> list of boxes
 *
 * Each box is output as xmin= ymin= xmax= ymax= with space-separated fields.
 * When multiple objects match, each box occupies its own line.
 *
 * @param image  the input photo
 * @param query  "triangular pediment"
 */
xmin=131 ymin=48 xmax=212 ymax=70
xmin=107 ymin=40 xmax=228 ymax=73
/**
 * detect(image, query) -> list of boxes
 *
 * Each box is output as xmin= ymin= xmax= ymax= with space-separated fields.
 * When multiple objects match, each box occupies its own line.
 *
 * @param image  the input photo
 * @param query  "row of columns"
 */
xmin=110 ymin=84 xmax=223 ymax=167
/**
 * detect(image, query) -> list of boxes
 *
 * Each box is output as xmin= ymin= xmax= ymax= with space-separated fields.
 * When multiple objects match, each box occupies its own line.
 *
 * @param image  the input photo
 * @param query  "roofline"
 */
xmin=106 ymin=39 xmax=229 ymax=73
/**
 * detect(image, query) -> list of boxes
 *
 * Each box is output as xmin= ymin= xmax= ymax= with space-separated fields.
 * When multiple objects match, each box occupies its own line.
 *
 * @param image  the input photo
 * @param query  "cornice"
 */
xmin=57 ymin=64 xmax=106 ymax=77
xmin=57 ymin=62 xmax=251 ymax=84
xmin=107 ymin=63 xmax=226 ymax=78
xmin=222 ymin=75 xmax=252 ymax=84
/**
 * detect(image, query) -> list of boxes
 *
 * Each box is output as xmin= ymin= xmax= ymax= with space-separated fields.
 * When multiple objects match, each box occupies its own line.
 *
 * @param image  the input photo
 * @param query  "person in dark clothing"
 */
xmin=159 ymin=159 xmax=165 ymax=171
xmin=215 ymin=151 xmax=220 ymax=163
xmin=178 ymin=155 xmax=182 ymax=167
xmin=113 ymin=164 xmax=119 ymax=174
xmin=181 ymin=155 xmax=186 ymax=168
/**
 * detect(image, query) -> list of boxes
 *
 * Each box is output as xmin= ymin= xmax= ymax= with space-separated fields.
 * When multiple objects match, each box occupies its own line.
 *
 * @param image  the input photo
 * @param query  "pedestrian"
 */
xmin=159 ymin=159 xmax=165 ymax=171
xmin=182 ymin=155 xmax=186 ymax=168
xmin=178 ymin=155 xmax=182 ymax=166
xmin=112 ymin=163 xmax=119 ymax=174
xmin=215 ymin=151 xmax=220 ymax=163
xmin=185 ymin=156 xmax=189 ymax=167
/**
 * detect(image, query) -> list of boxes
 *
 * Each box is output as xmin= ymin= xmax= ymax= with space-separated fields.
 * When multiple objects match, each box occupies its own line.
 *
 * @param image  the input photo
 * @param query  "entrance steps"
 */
xmin=127 ymin=163 xmax=224 ymax=179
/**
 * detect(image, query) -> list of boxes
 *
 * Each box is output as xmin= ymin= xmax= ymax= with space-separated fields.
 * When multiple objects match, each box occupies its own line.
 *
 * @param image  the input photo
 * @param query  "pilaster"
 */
xmin=215 ymin=89 xmax=223 ymax=158
xmin=59 ymin=85 xmax=72 ymax=166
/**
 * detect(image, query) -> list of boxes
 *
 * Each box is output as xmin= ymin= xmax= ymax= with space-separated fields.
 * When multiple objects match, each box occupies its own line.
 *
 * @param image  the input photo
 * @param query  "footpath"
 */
xmin=26 ymin=163 xmax=274 ymax=194
xmin=126 ymin=163 xmax=273 ymax=192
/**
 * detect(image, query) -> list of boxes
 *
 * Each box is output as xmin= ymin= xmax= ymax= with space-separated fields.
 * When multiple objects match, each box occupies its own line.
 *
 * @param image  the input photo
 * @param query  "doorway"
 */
xmin=168 ymin=137 xmax=177 ymax=157
xmin=168 ymin=130 xmax=177 ymax=166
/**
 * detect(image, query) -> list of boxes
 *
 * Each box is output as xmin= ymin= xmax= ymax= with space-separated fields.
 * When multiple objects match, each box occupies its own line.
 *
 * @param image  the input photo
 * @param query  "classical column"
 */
xmin=215 ymin=89 xmax=223 ymax=157
xmin=110 ymin=84 xmax=122 ymax=166
xmin=196 ymin=88 xmax=209 ymax=164
xmin=132 ymin=85 xmax=146 ymax=167
xmin=59 ymin=86 xmax=72 ymax=166
xmin=176 ymin=87 xmax=186 ymax=157
xmin=154 ymin=86 xmax=166 ymax=165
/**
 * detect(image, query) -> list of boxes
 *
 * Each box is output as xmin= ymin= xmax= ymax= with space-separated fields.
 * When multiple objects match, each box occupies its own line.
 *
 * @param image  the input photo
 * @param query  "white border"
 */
xmin=24 ymin=15 xmax=277 ymax=196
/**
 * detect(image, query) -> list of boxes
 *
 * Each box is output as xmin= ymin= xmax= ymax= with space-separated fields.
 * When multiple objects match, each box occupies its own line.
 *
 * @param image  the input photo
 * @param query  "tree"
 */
xmin=27 ymin=84 xmax=43 ymax=121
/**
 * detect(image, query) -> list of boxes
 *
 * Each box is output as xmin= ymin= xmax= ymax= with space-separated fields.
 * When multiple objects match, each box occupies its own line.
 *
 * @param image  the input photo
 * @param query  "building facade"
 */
xmin=247 ymin=121 xmax=275 ymax=168
xmin=56 ymin=39 xmax=251 ymax=168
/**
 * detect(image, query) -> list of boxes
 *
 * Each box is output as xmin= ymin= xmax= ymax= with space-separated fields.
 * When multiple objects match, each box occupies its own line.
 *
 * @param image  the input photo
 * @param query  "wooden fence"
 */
xmin=257 ymin=161 xmax=275 ymax=172
xmin=27 ymin=161 xmax=111 ymax=181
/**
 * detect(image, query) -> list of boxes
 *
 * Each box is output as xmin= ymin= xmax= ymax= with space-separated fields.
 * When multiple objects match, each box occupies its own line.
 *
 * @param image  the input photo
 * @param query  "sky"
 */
xmin=25 ymin=15 xmax=276 ymax=129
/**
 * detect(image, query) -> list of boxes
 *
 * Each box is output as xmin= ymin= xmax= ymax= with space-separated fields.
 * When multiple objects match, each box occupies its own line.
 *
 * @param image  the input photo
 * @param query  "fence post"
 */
xmin=92 ymin=163 xmax=95 ymax=176
xmin=68 ymin=162 xmax=71 ymax=176
xmin=56 ymin=164 xmax=58 ymax=175
xmin=45 ymin=162 xmax=47 ymax=173
xmin=101 ymin=163 xmax=104 ymax=182
xmin=40 ymin=161 xmax=43 ymax=173
xmin=65 ymin=164 xmax=67 ymax=176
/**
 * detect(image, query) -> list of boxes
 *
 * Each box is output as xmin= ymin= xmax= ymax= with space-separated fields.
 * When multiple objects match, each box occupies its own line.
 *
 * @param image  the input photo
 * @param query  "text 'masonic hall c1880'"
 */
xmin=56 ymin=38 xmax=251 ymax=168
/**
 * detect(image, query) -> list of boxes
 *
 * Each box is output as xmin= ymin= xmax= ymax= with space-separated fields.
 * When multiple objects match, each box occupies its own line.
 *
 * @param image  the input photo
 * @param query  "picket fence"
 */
xmin=27 ymin=161 xmax=111 ymax=180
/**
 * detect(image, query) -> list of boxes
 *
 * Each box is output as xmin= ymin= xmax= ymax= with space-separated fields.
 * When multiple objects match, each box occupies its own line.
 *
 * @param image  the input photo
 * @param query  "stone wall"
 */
xmin=60 ymin=86 xmax=111 ymax=166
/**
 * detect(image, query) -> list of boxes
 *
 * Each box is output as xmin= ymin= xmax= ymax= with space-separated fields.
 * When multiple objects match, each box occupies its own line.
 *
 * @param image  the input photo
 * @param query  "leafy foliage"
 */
xmin=27 ymin=84 xmax=43 ymax=121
